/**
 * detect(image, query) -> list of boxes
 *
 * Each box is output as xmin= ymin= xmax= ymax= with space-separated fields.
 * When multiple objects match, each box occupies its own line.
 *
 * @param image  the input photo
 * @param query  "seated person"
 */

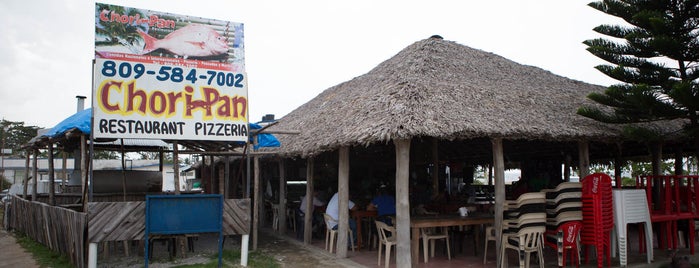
xmin=326 ymin=191 xmax=358 ymax=246
xmin=297 ymin=190 xmax=325 ymax=239
xmin=367 ymin=184 xmax=396 ymax=225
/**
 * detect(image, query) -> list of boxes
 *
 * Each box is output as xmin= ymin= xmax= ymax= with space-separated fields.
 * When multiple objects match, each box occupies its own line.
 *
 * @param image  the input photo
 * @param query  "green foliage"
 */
xmin=1 ymin=175 xmax=9 ymax=191
xmin=621 ymin=176 xmax=636 ymax=186
xmin=93 ymin=150 xmax=120 ymax=160
xmin=15 ymin=232 xmax=72 ymax=268
xmin=0 ymin=119 xmax=40 ymax=158
xmin=579 ymin=0 xmax=699 ymax=142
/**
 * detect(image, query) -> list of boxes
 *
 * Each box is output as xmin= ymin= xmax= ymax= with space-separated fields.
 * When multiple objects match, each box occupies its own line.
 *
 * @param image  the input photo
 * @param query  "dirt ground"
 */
xmin=97 ymin=230 xmax=363 ymax=268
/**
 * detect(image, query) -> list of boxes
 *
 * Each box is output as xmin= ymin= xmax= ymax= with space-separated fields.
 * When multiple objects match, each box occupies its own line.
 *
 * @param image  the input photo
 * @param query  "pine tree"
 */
xmin=578 ymin=0 xmax=699 ymax=146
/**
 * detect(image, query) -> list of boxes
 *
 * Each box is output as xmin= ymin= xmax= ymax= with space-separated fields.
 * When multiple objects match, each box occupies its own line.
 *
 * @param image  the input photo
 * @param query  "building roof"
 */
xmin=267 ymin=36 xmax=648 ymax=157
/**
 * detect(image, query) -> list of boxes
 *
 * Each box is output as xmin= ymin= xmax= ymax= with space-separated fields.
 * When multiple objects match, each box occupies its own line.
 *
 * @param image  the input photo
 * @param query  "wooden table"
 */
xmin=410 ymin=214 xmax=494 ymax=265
xmin=351 ymin=210 xmax=377 ymax=251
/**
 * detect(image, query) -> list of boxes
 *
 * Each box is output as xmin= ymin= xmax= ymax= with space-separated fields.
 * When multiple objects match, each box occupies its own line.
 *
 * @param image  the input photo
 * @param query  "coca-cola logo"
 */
xmin=592 ymin=177 xmax=599 ymax=193
xmin=566 ymin=225 xmax=576 ymax=243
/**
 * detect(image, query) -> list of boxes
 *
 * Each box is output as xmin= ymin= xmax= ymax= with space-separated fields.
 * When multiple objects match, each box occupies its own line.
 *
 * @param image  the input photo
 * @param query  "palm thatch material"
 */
xmin=267 ymin=37 xmax=650 ymax=157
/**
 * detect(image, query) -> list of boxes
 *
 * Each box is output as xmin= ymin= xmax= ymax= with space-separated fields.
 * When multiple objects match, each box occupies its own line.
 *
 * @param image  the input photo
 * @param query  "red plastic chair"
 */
xmin=545 ymin=221 xmax=582 ymax=268
xmin=580 ymin=173 xmax=613 ymax=268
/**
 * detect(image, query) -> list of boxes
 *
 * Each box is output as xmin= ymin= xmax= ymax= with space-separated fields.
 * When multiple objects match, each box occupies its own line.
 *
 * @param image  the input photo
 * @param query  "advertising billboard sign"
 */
xmin=93 ymin=3 xmax=247 ymax=141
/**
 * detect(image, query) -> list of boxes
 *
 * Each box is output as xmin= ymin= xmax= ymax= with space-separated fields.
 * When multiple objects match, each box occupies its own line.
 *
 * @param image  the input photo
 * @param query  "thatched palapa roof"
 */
xmin=269 ymin=36 xmax=630 ymax=157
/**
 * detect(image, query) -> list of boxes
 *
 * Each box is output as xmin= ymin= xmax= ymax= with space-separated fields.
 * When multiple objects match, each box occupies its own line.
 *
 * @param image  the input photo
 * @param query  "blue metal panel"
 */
xmin=144 ymin=194 xmax=224 ymax=268
xmin=147 ymin=194 xmax=223 ymax=234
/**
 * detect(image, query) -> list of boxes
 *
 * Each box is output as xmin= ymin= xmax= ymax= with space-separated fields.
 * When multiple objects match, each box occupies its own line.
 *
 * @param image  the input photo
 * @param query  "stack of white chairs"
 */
xmin=499 ymin=192 xmax=548 ymax=268
xmin=543 ymin=182 xmax=583 ymax=267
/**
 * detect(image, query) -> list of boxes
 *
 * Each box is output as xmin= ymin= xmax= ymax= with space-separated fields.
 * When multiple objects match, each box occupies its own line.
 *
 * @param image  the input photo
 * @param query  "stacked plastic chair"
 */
xmin=499 ymin=192 xmax=547 ymax=268
xmin=542 ymin=182 xmax=583 ymax=267
xmin=580 ymin=173 xmax=614 ymax=268
xmin=611 ymin=188 xmax=653 ymax=266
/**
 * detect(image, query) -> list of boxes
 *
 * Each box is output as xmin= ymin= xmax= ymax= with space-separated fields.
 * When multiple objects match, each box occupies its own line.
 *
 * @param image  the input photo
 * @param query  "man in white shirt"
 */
xmin=298 ymin=190 xmax=325 ymax=239
xmin=325 ymin=192 xmax=357 ymax=246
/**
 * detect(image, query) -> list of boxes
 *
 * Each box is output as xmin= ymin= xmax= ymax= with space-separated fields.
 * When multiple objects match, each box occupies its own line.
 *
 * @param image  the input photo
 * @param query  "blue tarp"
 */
xmin=250 ymin=123 xmax=281 ymax=149
xmin=44 ymin=108 xmax=92 ymax=138
xmin=42 ymin=108 xmax=281 ymax=149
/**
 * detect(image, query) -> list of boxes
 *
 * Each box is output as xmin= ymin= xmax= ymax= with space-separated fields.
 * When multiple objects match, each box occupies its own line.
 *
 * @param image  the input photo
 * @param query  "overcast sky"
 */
xmin=0 ymin=0 xmax=624 ymax=129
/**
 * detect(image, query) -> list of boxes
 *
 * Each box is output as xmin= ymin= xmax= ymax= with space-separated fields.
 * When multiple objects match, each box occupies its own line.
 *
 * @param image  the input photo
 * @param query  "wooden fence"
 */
xmin=7 ymin=195 xmax=250 ymax=267
xmin=87 ymin=198 xmax=251 ymax=243
xmin=8 ymin=195 xmax=87 ymax=268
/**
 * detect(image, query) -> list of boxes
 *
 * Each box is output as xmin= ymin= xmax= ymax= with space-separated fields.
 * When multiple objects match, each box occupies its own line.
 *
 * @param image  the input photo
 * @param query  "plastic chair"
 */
xmin=421 ymin=227 xmax=451 ymax=263
xmin=287 ymin=207 xmax=296 ymax=233
xmin=483 ymin=225 xmax=496 ymax=264
xmin=271 ymin=203 xmax=280 ymax=230
xmin=545 ymin=221 xmax=582 ymax=267
xmin=580 ymin=173 xmax=613 ymax=268
xmin=611 ymin=189 xmax=653 ymax=266
xmin=499 ymin=192 xmax=547 ymax=268
xmin=375 ymin=220 xmax=396 ymax=267
xmin=502 ymin=224 xmax=546 ymax=268
xmin=323 ymin=213 xmax=354 ymax=253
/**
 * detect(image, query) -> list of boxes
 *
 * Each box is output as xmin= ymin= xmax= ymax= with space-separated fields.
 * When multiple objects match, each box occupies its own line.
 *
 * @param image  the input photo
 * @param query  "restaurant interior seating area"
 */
xmin=259 ymin=171 xmax=699 ymax=267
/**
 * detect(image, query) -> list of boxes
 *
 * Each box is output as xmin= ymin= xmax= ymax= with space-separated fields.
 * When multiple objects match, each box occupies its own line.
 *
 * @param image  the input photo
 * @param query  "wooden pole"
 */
xmin=23 ymin=153 xmax=29 ymax=198
xmin=48 ymin=142 xmax=55 ymax=206
xmin=431 ymin=138 xmax=439 ymax=198
xmin=61 ymin=152 xmax=67 ymax=192
xmin=651 ymin=142 xmax=662 ymax=176
xmin=492 ymin=138 xmax=505 ymax=268
xmin=304 ymin=158 xmax=315 ymax=244
xmin=81 ymin=135 xmax=88 ymax=212
xmin=564 ymin=154 xmax=572 ymax=182
xmin=578 ymin=140 xmax=590 ymax=179
xmin=225 ymin=156 xmax=230 ymax=198
xmin=252 ymin=152 xmax=260 ymax=250
xmin=32 ymin=148 xmax=38 ymax=201
xmin=675 ymin=147 xmax=684 ymax=175
xmin=394 ymin=139 xmax=412 ymax=268
xmin=173 ymin=141 xmax=180 ymax=194
xmin=278 ymin=159 xmax=287 ymax=234
xmin=121 ymin=139 xmax=127 ymax=201
xmin=337 ymin=146 xmax=350 ymax=258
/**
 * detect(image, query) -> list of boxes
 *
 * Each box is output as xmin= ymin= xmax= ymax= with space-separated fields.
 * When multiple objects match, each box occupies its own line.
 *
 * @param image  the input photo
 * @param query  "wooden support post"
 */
xmin=431 ymin=138 xmax=439 ymax=198
xmin=32 ymin=148 xmax=38 ymax=201
xmin=578 ymin=140 xmax=590 ymax=179
xmin=81 ymin=135 xmax=87 ymax=212
xmin=62 ymin=152 xmax=67 ymax=192
xmin=225 ymin=156 xmax=230 ymax=198
xmin=492 ymin=138 xmax=505 ymax=268
xmin=337 ymin=146 xmax=350 ymax=258
xmin=173 ymin=141 xmax=180 ymax=194
xmin=23 ymin=153 xmax=29 ymax=198
xmin=394 ymin=139 xmax=412 ymax=268
xmin=675 ymin=147 xmax=684 ymax=175
xmin=219 ymin=163 xmax=225 ymax=195
xmin=48 ymin=142 xmax=55 ymax=206
xmin=253 ymin=153 xmax=260 ymax=250
xmin=278 ymin=159 xmax=287 ymax=234
xmin=564 ymin=154 xmax=572 ymax=182
xmin=304 ymin=158 xmax=315 ymax=244
xmin=121 ymin=139 xmax=127 ymax=201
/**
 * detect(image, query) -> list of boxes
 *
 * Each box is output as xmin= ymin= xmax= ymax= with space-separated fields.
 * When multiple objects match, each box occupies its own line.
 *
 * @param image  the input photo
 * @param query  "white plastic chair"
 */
xmin=375 ymin=220 xmax=396 ymax=267
xmin=323 ymin=213 xmax=354 ymax=253
xmin=483 ymin=225 xmax=497 ymax=264
xmin=611 ymin=189 xmax=653 ymax=266
xmin=421 ymin=227 xmax=451 ymax=263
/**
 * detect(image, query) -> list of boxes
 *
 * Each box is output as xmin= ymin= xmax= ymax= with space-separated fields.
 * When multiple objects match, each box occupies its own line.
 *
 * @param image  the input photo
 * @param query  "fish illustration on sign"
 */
xmin=137 ymin=24 xmax=229 ymax=58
